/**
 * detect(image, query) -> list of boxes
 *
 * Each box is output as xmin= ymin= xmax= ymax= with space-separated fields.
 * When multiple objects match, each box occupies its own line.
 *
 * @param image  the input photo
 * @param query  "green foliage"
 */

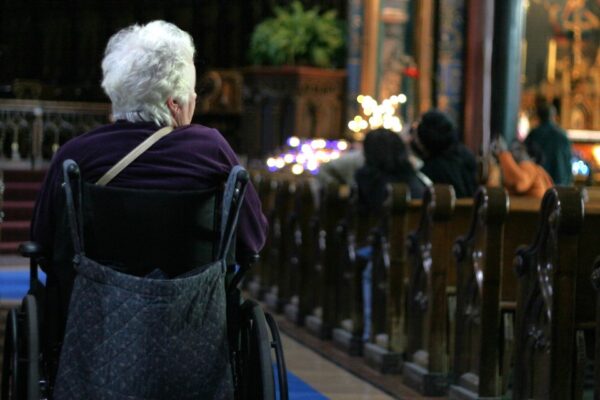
xmin=249 ymin=1 xmax=345 ymax=68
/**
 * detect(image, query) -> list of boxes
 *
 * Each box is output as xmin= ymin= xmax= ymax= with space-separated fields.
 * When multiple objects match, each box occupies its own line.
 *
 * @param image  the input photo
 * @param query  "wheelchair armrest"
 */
xmin=228 ymin=253 xmax=260 ymax=294
xmin=19 ymin=241 xmax=43 ymax=259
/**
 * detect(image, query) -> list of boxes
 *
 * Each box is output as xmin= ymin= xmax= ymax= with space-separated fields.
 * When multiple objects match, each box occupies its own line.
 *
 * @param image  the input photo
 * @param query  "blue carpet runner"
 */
xmin=0 ymin=268 xmax=46 ymax=299
xmin=284 ymin=371 xmax=328 ymax=399
xmin=0 ymin=268 xmax=328 ymax=399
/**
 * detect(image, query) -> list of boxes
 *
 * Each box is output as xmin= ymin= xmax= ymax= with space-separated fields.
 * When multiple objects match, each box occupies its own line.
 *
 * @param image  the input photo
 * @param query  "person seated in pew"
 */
xmin=489 ymin=137 xmax=554 ymax=198
xmin=410 ymin=109 xmax=477 ymax=198
xmin=354 ymin=128 xmax=430 ymax=340
xmin=355 ymin=128 xmax=429 ymax=212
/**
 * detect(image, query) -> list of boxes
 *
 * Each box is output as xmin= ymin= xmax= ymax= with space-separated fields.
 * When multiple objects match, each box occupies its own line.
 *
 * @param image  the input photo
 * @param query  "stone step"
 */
xmin=2 ymin=201 xmax=35 ymax=221
xmin=2 ymin=169 xmax=48 ymax=183
xmin=1 ymin=221 xmax=30 ymax=242
xmin=4 ymin=182 xmax=41 ymax=202
xmin=0 ymin=241 xmax=21 ymax=255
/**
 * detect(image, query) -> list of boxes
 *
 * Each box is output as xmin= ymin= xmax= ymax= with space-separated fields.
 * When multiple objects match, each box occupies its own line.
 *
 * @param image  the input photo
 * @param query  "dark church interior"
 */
xmin=1 ymin=0 xmax=600 ymax=398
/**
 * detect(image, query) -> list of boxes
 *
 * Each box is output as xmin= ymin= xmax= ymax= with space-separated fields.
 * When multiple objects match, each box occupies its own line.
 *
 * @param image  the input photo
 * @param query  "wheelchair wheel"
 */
xmin=1 ymin=295 xmax=41 ymax=400
xmin=2 ymin=309 xmax=19 ymax=399
xmin=265 ymin=313 xmax=288 ymax=400
xmin=238 ymin=299 xmax=276 ymax=400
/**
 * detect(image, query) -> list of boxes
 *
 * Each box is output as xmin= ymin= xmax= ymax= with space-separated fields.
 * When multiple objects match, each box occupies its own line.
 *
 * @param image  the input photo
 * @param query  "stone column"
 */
xmin=463 ymin=0 xmax=495 ymax=154
xmin=360 ymin=0 xmax=381 ymax=97
xmin=415 ymin=0 xmax=435 ymax=114
xmin=490 ymin=0 xmax=525 ymax=144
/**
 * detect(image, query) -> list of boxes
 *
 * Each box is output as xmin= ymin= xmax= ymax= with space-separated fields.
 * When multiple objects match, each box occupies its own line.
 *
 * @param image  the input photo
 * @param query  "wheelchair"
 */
xmin=2 ymin=160 xmax=288 ymax=400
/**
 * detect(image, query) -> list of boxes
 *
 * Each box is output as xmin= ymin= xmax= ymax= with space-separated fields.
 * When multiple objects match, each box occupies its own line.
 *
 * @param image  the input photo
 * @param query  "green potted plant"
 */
xmin=248 ymin=1 xmax=345 ymax=68
xmin=242 ymin=1 xmax=347 ymax=157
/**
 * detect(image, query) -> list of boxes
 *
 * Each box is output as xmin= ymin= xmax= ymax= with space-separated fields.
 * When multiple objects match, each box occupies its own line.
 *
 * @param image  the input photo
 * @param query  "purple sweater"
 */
xmin=31 ymin=121 xmax=268 ymax=269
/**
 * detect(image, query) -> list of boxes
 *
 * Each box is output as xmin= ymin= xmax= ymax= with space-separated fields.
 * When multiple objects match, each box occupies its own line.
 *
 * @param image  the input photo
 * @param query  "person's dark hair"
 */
xmin=356 ymin=129 xmax=417 ymax=213
xmin=416 ymin=109 xmax=457 ymax=156
xmin=536 ymin=103 xmax=555 ymax=123
xmin=363 ymin=128 xmax=412 ymax=174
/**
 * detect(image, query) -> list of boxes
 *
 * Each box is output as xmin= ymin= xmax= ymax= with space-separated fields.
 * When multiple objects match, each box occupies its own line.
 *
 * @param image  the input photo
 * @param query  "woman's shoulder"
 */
xmin=173 ymin=124 xmax=232 ymax=150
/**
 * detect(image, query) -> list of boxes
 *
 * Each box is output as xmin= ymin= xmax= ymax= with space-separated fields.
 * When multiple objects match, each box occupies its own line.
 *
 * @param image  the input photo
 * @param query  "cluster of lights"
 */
xmin=347 ymin=94 xmax=407 ymax=140
xmin=266 ymin=136 xmax=349 ymax=175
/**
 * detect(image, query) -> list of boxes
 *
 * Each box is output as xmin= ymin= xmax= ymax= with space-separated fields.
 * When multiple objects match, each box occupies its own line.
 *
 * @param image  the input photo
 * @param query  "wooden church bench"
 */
xmin=591 ymin=256 xmax=600 ymax=400
xmin=247 ymin=171 xmax=277 ymax=298
xmin=284 ymin=179 xmax=320 ymax=325
xmin=331 ymin=183 xmax=413 ymax=368
xmin=362 ymin=183 xmax=413 ymax=373
xmin=449 ymin=190 xmax=542 ymax=399
xmin=305 ymin=181 xmax=352 ymax=339
xmin=403 ymin=185 xmax=473 ymax=396
xmin=512 ymin=187 xmax=600 ymax=399
xmin=264 ymin=178 xmax=296 ymax=312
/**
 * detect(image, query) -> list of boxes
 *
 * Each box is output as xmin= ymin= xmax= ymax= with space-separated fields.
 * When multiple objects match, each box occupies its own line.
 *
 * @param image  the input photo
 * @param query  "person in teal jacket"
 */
xmin=525 ymin=104 xmax=573 ymax=185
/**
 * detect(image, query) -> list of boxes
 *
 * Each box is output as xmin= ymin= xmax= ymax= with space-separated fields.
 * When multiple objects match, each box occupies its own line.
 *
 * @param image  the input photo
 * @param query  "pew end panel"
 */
xmin=264 ymin=177 xmax=296 ymax=313
xmin=284 ymin=179 xmax=320 ymax=326
xmin=449 ymin=187 xmax=509 ymax=400
xmin=306 ymin=182 xmax=351 ymax=339
xmin=363 ymin=183 xmax=410 ymax=374
xmin=512 ymin=187 xmax=588 ymax=400
xmin=403 ymin=184 xmax=459 ymax=396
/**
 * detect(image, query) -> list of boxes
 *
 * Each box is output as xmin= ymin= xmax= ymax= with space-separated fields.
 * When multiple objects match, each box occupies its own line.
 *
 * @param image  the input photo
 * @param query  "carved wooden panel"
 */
xmin=452 ymin=187 xmax=508 ymax=398
xmin=512 ymin=187 xmax=588 ymax=400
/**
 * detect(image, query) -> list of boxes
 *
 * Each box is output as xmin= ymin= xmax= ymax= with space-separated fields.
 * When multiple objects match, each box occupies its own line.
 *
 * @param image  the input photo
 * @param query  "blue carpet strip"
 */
xmin=0 ymin=269 xmax=327 ymax=399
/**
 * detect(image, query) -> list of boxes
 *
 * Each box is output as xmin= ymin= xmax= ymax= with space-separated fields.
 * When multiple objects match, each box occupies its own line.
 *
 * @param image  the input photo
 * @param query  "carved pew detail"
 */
xmin=513 ymin=187 xmax=584 ymax=400
xmin=449 ymin=187 xmax=509 ymax=399
xmin=403 ymin=184 xmax=456 ymax=396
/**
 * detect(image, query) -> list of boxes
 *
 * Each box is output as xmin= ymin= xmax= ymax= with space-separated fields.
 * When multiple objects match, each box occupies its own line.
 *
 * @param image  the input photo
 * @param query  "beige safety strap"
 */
xmin=95 ymin=126 xmax=174 ymax=186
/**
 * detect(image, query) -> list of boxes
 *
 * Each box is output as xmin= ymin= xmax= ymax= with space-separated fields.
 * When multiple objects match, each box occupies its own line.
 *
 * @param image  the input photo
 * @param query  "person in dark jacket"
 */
xmin=525 ymin=104 xmax=573 ymax=185
xmin=355 ymin=128 xmax=428 ymax=213
xmin=411 ymin=109 xmax=477 ymax=198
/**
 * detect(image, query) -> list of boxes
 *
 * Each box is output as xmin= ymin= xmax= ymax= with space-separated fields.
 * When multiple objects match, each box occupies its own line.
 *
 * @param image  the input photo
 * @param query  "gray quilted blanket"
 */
xmin=53 ymin=255 xmax=233 ymax=399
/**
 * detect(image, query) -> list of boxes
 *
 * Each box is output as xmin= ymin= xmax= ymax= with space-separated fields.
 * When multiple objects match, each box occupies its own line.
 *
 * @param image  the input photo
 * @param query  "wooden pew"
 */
xmin=264 ymin=178 xmax=296 ymax=312
xmin=449 ymin=189 xmax=544 ymax=399
xmin=284 ymin=180 xmax=319 ymax=325
xmin=591 ymin=256 xmax=600 ymax=400
xmin=450 ymin=187 xmax=509 ymax=399
xmin=512 ymin=187 xmax=600 ymax=399
xmin=362 ymin=184 xmax=411 ymax=373
xmin=248 ymin=173 xmax=279 ymax=299
xmin=403 ymin=185 xmax=472 ymax=396
xmin=331 ymin=183 xmax=413 ymax=368
xmin=305 ymin=182 xmax=351 ymax=339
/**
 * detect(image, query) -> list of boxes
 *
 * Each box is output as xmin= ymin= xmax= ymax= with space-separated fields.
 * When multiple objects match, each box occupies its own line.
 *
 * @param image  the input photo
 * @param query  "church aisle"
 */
xmin=282 ymin=333 xmax=394 ymax=400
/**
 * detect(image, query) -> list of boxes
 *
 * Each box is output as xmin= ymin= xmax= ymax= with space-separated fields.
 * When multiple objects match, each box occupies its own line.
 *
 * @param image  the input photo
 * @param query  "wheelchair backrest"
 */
xmin=78 ymin=183 xmax=222 ymax=278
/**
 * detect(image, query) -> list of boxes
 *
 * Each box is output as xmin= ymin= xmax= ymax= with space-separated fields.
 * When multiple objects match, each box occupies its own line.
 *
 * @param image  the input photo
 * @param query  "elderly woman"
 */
xmin=30 ymin=21 xmax=268 ymax=397
xmin=32 ymin=20 xmax=267 ymax=270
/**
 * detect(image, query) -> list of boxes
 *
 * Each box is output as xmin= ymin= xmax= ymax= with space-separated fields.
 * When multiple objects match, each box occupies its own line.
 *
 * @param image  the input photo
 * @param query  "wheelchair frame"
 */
xmin=1 ymin=161 xmax=288 ymax=400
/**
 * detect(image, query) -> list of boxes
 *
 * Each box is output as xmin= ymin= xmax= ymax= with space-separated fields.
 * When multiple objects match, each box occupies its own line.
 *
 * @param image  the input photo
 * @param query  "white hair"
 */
xmin=101 ymin=20 xmax=196 ymax=126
